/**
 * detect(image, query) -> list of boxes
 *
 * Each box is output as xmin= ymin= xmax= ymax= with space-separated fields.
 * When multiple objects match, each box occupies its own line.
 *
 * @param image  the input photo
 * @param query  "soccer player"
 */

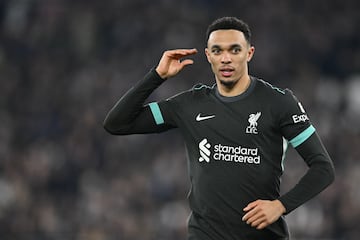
xmin=103 ymin=17 xmax=335 ymax=240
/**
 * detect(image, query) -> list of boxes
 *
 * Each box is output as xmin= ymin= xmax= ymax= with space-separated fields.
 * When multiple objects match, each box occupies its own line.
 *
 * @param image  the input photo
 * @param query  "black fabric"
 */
xmin=103 ymin=69 xmax=335 ymax=239
xmin=279 ymin=132 xmax=335 ymax=213
xmin=103 ymin=68 xmax=175 ymax=134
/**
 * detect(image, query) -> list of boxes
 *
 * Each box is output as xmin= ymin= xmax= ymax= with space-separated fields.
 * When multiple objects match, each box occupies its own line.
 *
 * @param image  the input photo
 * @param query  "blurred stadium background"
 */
xmin=0 ymin=0 xmax=359 ymax=239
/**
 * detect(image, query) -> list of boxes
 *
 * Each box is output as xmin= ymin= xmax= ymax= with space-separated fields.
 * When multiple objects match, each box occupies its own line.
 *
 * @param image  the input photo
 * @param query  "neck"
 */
xmin=217 ymin=74 xmax=251 ymax=97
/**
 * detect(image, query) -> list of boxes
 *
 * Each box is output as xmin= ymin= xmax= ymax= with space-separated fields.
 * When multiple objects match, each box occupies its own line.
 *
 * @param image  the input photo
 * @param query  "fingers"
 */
xmin=245 ymin=214 xmax=268 ymax=229
xmin=242 ymin=200 xmax=283 ymax=230
xmin=156 ymin=48 xmax=197 ymax=79
xmin=243 ymin=200 xmax=259 ymax=212
xmin=242 ymin=201 xmax=262 ymax=226
xmin=243 ymin=206 xmax=269 ymax=229
xmin=256 ymin=222 xmax=269 ymax=230
xmin=165 ymin=48 xmax=198 ymax=59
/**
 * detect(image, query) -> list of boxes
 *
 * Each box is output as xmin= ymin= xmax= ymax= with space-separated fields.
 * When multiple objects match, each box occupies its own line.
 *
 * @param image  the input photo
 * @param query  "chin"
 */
xmin=219 ymin=79 xmax=238 ymax=88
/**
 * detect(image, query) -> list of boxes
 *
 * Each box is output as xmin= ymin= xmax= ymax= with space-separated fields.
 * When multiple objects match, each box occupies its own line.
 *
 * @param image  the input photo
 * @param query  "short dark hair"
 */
xmin=206 ymin=17 xmax=252 ymax=45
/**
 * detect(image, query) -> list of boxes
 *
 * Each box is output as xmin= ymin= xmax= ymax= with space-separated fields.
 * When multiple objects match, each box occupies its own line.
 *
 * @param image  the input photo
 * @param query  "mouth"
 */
xmin=219 ymin=66 xmax=235 ymax=77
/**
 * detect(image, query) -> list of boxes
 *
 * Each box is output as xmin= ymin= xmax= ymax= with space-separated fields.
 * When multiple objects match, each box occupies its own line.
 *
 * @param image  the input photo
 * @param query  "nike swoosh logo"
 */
xmin=196 ymin=113 xmax=215 ymax=121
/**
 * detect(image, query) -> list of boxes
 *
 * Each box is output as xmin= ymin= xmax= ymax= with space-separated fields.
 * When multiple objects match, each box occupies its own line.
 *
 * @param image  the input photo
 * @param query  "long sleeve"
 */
xmin=103 ymin=68 xmax=175 ymax=135
xmin=278 ymin=132 xmax=335 ymax=213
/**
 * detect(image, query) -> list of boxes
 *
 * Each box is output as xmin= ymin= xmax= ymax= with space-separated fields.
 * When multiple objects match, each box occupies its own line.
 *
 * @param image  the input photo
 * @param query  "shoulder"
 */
xmin=252 ymin=77 xmax=303 ymax=121
xmin=181 ymin=83 xmax=215 ymax=97
xmin=166 ymin=83 xmax=214 ymax=103
xmin=254 ymin=77 xmax=286 ymax=95
xmin=192 ymin=83 xmax=215 ymax=92
xmin=253 ymin=77 xmax=296 ymax=101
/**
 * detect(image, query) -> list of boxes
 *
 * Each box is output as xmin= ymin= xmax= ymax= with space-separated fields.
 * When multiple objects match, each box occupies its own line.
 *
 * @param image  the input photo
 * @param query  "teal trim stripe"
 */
xmin=149 ymin=102 xmax=164 ymax=125
xmin=290 ymin=125 xmax=315 ymax=148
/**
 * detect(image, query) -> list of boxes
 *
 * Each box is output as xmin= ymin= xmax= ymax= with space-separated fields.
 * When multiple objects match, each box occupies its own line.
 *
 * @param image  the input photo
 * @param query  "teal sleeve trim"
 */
xmin=289 ymin=125 xmax=316 ymax=148
xmin=149 ymin=102 xmax=164 ymax=125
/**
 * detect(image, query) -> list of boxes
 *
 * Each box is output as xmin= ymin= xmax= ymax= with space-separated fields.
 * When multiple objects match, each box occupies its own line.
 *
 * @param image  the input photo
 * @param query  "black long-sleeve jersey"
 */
xmin=104 ymin=69 xmax=335 ymax=240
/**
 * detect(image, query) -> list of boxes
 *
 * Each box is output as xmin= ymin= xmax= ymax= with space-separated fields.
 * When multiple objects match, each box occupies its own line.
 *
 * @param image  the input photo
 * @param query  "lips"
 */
xmin=219 ymin=66 xmax=235 ymax=77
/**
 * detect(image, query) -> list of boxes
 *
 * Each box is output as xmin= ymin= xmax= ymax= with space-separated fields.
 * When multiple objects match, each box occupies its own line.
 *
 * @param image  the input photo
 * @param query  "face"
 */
xmin=205 ymin=29 xmax=255 ymax=88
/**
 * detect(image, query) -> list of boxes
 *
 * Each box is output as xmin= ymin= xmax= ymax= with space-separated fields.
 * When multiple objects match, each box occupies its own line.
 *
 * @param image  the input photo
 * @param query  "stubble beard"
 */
xmin=219 ymin=78 xmax=239 ymax=89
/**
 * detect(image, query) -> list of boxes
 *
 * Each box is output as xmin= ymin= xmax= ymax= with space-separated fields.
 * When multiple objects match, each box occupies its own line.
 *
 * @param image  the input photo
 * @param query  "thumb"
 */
xmin=180 ymin=59 xmax=194 ymax=67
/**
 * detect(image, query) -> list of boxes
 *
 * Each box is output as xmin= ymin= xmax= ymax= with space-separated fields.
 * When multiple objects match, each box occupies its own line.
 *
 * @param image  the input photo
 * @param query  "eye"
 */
xmin=212 ymin=48 xmax=221 ymax=55
xmin=232 ymin=47 xmax=241 ymax=54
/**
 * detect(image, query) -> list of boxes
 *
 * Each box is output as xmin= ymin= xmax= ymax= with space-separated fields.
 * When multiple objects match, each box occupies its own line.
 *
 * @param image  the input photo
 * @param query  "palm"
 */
xmin=165 ymin=57 xmax=185 ymax=76
xmin=156 ymin=49 xmax=197 ymax=79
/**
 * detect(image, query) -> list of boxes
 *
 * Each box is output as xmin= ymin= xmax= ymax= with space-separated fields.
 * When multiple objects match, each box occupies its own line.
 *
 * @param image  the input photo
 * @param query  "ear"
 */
xmin=205 ymin=48 xmax=211 ymax=63
xmin=247 ymin=46 xmax=255 ymax=62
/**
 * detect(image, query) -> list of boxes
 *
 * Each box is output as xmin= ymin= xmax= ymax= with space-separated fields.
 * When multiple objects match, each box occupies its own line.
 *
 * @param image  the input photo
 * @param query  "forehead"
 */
xmin=207 ymin=29 xmax=247 ymax=47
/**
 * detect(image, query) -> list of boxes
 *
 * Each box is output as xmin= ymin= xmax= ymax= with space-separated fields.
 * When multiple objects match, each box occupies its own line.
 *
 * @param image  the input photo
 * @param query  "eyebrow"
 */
xmin=211 ymin=44 xmax=242 ymax=50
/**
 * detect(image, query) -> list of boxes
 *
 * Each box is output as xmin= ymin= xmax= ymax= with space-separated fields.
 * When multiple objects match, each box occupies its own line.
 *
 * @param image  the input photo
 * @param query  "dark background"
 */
xmin=0 ymin=0 xmax=359 ymax=239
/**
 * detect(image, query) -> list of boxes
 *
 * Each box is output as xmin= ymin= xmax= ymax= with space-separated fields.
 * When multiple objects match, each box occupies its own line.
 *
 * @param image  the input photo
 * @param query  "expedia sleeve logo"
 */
xmin=292 ymin=114 xmax=309 ymax=123
xmin=198 ymin=138 xmax=260 ymax=164
xmin=292 ymin=102 xmax=309 ymax=123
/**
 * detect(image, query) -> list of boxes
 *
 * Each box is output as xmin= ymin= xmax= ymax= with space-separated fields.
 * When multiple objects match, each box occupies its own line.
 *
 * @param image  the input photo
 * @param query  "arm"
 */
xmin=103 ymin=69 xmax=171 ymax=135
xmin=242 ymin=132 xmax=335 ymax=229
xmin=278 ymin=132 xmax=335 ymax=212
xmin=103 ymin=49 xmax=198 ymax=135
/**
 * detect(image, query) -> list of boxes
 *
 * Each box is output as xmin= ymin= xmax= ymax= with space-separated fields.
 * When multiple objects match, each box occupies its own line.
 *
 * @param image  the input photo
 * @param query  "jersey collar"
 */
xmin=214 ymin=76 xmax=256 ymax=102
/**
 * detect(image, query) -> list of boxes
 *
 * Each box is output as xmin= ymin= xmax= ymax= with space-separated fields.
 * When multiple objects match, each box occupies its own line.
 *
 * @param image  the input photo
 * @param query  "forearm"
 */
xmin=279 ymin=133 xmax=335 ymax=213
xmin=103 ymin=68 xmax=168 ymax=135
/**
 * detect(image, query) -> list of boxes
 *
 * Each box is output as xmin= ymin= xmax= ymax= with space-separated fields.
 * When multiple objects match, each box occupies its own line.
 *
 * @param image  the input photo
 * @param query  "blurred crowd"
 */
xmin=0 ymin=0 xmax=359 ymax=239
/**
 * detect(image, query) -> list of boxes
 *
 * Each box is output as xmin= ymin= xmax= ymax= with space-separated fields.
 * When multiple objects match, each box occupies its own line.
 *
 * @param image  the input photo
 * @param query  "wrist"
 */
xmin=150 ymin=67 xmax=167 ymax=82
xmin=155 ymin=67 xmax=167 ymax=80
xmin=275 ymin=199 xmax=287 ymax=215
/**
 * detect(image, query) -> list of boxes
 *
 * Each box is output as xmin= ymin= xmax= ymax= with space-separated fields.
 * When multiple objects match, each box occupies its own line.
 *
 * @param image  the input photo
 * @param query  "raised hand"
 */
xmin=155 ymin=48 xmax=198 ymax=79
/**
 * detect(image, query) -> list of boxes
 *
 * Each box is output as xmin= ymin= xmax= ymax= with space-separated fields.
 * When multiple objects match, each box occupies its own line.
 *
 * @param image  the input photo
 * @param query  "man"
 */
xmin=103 ymin=17 xmax=335 ymax=240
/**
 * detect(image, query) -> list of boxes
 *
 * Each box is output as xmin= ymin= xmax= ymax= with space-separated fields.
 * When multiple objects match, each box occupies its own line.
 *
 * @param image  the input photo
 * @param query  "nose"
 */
xmin=221 ymin=52 xmax=232 ymax=64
